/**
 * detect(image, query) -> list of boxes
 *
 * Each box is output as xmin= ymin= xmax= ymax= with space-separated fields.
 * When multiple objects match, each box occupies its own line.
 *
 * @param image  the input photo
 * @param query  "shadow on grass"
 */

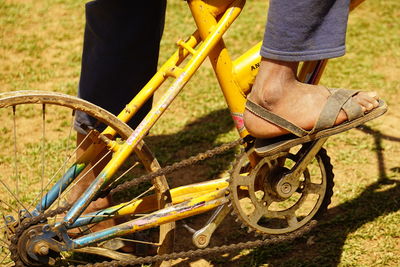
xmin=144 ymin=108 xmax=237 ymax=180
xmin=356 ymin=125 xmax=400 ymax=179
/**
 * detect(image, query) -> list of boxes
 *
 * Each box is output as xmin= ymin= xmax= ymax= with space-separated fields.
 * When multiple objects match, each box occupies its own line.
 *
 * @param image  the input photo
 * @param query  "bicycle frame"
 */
xmin=33 ymin=0 xmax=365 ymax=251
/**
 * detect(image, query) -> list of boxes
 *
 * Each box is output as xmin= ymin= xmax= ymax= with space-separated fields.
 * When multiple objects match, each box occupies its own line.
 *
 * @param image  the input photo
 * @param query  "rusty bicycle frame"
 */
xmin=26 ymin=0 xmax=365 ymax=254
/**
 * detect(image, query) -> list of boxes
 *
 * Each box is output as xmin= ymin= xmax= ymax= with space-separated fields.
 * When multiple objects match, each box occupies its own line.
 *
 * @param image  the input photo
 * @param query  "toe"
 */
xmin=356 ymin=92 xmax=379 ymax=111
xmin=357 ymin=98 xmax=372 ymax=112
xmin=367 ymin=91 xmax=379 ymax=100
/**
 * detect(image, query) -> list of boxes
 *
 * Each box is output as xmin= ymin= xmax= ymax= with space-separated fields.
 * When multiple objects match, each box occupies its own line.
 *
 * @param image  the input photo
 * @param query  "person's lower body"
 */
xmin=244 ymin=0 xmax=381 ymax=139
xmin=75 ymin=0 xmax=166 ymax=134
xmin=70 ymin=0 xmax=166 ymax=236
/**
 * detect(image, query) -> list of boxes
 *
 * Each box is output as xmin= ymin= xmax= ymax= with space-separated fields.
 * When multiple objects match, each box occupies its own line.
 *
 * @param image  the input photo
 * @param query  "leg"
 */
xmin=75 ymin=0 xmax=166 ymax=132
xmin=244 ymin=0 xmax=380 ymax=138
xmin=71 ymin=0 xmax=167 ymax=237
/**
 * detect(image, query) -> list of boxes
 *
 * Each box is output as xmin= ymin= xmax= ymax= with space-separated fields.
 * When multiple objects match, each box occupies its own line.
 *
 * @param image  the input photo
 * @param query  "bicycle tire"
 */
xmin=0 ymin=90 xmax=174 ymax=266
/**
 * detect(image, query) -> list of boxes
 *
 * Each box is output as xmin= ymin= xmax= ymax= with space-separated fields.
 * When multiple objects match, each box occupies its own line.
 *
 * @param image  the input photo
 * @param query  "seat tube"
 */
xmin=189 ymin=0 xmax=249 ymax=138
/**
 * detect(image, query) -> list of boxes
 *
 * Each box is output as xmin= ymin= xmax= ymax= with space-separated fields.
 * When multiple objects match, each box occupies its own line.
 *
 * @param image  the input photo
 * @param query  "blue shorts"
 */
xmin=75 ymin=0 xmax=166 ymax=134
xmin=261 ymin=0 xmax=350 ymax=61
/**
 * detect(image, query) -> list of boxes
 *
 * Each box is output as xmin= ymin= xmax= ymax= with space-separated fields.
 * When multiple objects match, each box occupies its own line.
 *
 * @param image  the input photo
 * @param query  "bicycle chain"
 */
xmin=109 ymin=138 xmax=244 ymax=197
xmin=9 ymin=138 xmax=318 ymax=266
xmin=76 ymin=220 xmax=316 ymax=267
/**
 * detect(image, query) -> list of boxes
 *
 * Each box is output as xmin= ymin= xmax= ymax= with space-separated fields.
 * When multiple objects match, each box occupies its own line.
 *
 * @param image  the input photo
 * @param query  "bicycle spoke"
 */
xmin=52 ymin=114 xmax=76 ymax=224
xmin=27 ymin=128 xmax=90 ymax=213
xmin=113 ymin=185 xmax=154 ymax=213
xmin=80 ymin=214 xmax=115 ymax=218
xmin=79 ymin=185 xmax=155 ymax=232
xmin=0 ymin=237 xmax=10 ymax=248
xmin=0 ymin=252 xmax=11 ymax=265
xmin=0 ymin=179 xmax=31 ymax=217
xmin=0 ymin=199 xmax=20 ymax=214
xmin=11 ymin=106 xmax=19 ymax=196
xmin=115 ymin=237 xmax=161 ymax=247
xmin=59 ymin=112 xmax=76 ymax=200
xmin=60 ymin=150 xmax=112 ymax=201
xmin=112 ymin=161 xmax=140 ymax=185
xmin=40 ymin=104 xmax=46 ymax=213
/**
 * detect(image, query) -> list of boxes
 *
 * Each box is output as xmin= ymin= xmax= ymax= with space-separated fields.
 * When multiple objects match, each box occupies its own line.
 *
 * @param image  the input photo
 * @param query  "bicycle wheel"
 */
xmin=0 ymin=90 xmax=174 ymax=266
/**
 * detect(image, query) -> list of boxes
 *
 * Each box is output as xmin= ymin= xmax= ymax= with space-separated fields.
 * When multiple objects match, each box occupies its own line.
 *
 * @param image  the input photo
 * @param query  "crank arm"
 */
xmin=289 ymin=137 xmax=328 ymax=180
xmin=276 ymin=137 xmax=328 ymax=197
xmin=192 ymin=204 xmax=231 ymax=248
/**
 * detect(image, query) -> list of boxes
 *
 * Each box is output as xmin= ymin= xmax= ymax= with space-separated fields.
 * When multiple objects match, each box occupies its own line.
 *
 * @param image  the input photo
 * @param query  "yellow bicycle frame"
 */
xmin=52 ymin=0 xmax=365 ymax=249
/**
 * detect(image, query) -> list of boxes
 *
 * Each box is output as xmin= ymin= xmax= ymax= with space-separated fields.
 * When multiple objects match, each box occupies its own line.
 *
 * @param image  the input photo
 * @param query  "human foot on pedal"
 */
xmin=243 ymin=58 xmax=383 ymax=139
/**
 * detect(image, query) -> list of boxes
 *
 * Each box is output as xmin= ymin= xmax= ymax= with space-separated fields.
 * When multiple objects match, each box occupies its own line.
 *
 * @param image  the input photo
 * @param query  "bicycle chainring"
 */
xmin=229 ymin=147 xmax=334 ymax=236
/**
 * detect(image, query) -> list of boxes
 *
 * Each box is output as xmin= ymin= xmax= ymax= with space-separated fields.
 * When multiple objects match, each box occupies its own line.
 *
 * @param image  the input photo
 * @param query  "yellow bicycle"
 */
xmin=0 ymin=0 xmax=387 ymax=266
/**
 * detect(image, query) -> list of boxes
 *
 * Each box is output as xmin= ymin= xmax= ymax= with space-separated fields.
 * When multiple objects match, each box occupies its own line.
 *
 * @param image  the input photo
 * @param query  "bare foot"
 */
xmin=244 ymin=58 xmax=380 ymax=138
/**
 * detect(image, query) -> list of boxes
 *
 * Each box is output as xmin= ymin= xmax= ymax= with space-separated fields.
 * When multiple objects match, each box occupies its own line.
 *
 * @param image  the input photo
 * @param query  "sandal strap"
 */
xmin=245 ymin=100 xmax=308 ymax=137
xmin=342 ymin=96 xmax=364 ymax=121
xmin=311 ymin=88 xmax=363 ymax=133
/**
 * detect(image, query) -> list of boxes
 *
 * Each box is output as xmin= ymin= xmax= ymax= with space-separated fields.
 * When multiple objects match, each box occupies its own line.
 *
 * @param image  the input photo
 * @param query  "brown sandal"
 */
xmin=245 ymin=88 xmax=387 ymax=156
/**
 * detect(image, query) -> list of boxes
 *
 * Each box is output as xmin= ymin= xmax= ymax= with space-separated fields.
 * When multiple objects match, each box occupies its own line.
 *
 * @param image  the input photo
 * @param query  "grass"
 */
xmin=1 ymin=0 xmax=400 ymax=266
